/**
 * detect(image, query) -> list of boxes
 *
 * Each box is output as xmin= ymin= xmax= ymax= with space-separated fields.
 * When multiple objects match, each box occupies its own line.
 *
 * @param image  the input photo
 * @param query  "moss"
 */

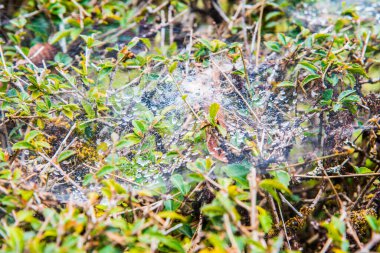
xmin=74 ymin=141 xmax=99 ymax=162
xmin=349 ymin=208 xmax=377 ymax=241
xmin=268 ymin=206 xmax=315 ymax=237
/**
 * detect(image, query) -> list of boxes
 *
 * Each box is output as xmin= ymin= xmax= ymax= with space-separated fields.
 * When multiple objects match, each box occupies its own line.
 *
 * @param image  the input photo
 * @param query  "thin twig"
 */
xmin=38 ymin=152 xmax=84 ymax=193
xmin=185 ymin=29 xmax=193 ymax=77
xmin=284 ymin=151 xmax=349 ymax=168
xmin=241 ymin=0 xmax=249 ymax=53
xmin=224 ymin=214 xmax=240 ymax=251
xmin=277 ymin=201 xmax=291 ymax=250
xmin=311 ymin=187 xmax=324 ymax=209
xmin=168 ymin=71 xmax=200 ymax=121
xmin=350 ymin=165 xmax=380 ymax=210
xmin=360 ymin=31 xmax=371 ymax=63
xmin=15 ymin=45 xmax=39 ymax=70
xmin=160 ymin=10 xmax=165 ymax=49
xmin=55 ymin=68 xmax=86 ymax=98
xmin=279 ymin=192 xmax=303 ymax=217
xmin=0 ymin=45 xmax=10 ymax=76
xmin=211 ymin=1 xmax=231 ymax=24
xmin=237 ymin=46 xmax=251 ymax=92
xmin=211 ymin=59 xmax=261 ymax=124
xmin=255 ymin=0 xmax=265 ymax=67
xmin=319 ymin=161 xmax=343 ymax=209
xmin=268 ymin=194 xmax=280 ymax=224
xmin=294 ymin=172 xmax=380 ymax=179
xmin=356 ymin=233 xmax=380 ymax=253
xmin=248 ymin=167 xmax=258 ymax=241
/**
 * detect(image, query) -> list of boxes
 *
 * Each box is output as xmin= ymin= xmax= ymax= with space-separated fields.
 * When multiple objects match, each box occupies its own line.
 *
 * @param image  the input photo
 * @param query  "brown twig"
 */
xmin=211 ymin=59 xmax=261 ymax=124
xmin=294 ymin=172 xmax=380 ymax=179
xmin=350 ymin=165 xmax=380 ymax=210
xmin=356 ymin=233 xmax=380 ymax=253
xmin=255 ymin=0 xmax=265 ymax=67
xmin=237 ymin=46 xmax=252 ymax=92
xmin=248 ymin=167 xmax=259 ymax=241
xmin=38 ymin=152 xmax=84 ymax=193
xmin=319 ymin=161 xmax=343 ymax=209
xmin=277 ymin=201 xmax=292 ymax=250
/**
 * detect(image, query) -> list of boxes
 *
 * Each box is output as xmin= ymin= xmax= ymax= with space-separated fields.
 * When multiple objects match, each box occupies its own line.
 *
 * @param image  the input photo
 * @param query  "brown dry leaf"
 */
xmin=205 ymin=106 xmax=228 ymax=162
xmin=216 ymin=109 xmax=226 ymax=129
xmin=29 ymin=43 xmax=57 ymax=65
xmin=206 ymin=130 xmax=228 ymax=163
xmin=17 ymin=43 xmax=58 ymax=66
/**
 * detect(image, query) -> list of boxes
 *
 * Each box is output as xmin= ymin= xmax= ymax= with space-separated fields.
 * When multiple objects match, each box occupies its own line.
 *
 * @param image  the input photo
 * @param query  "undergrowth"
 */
xmin=0 ymin=0 xmax=379 ymax=252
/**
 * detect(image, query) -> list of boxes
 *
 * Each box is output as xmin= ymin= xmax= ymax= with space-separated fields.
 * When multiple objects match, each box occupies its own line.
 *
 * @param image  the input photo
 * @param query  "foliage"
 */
xmin=0 ymin=0 xmax=379 ymax=252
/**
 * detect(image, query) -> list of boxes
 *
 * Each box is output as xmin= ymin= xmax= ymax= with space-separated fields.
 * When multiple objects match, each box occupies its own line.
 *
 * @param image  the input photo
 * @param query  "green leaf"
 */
xmin=277 ymin=33 xmax=287 ymax=45
xmin=333 ymin=103 xmax=342 ymax=112
xmin=6 ymin=227 xmax=24 ymax=252
xmin=264 ymin=41 xmax=281 ymax=53
xmin=304 ymin=36 xmax=313 ymax=48
xmin=81 ymin=100 xmax=96 ymax=119
xmin=326 ymin=74 xmax=339 ymax=86
xmin=158 ymin=211 xmax=186 ymax=222
xmin=265 ymin=11 xmax=282 ymax=21
xmin=70 ymin=28 xmax=82 ymax=40
xmin=322 ymin=89 xmax=334 ymax=101
xmin=96 ymin=165 xmax=117 ymax=177
xmin=127 ymin=37 xmax=140 ymax=49
xmin=49 ymin=29 xmax=71 ymax=45
xmin=277 ymin=81 xmax=295 ymax=87
xmin=210 ymin=40 xmax=227 ymax=52
xmin=83 ymin=174 xmax=94 ymax=186
xmin=209 ymin=103 xmax=220 ymax=125
xmin=0 ymin=150 xmax=5 ymax=161
xmin=366 ymin=216 xmax=380 ymax=233
xmin=164 ymin=199 xmax=176 ymax=211
xmin=269 ymin=170 xmax=290 ymax=188
xmin=58 ymin=150 xmax=76 ymax=163
xmin=54 ymin=52 xmax=73 ymax=66
xmin=132 ymin=120 xmax=148 ymax=136
xmin=139 ymin=38 xmax=151 ymax=49
xmin=62 ymin=108 xmax=74 ymax=120
xmin=151 ymin=55 xmax=166 ymax=62
xmin=223 ymin=163 xmax=250 ymax=178
xmin=257 ymin=206 xmax=273 ymax=233
xmin=158 ymin=235 xmax=185 ymax=253
xmin=332 ymin=216 xmax=346 ymax=235
xmin=314 ymin=33 xmax=331 ymax=40
xmin=302 ymin=74 xmax=320 ymax=86
xmin=353 ymin=166 xmax=372 ymax=174
xmin=338 ymin=89 xmax=356 ymax=101
xmin=170 ymin=174 xmax=190 ymax=195
xmin=98 ymin=66 xmax=113 ymax=80
xmin=199 ymin=38 xmax=212 ymax=50
xmin=80 ymin=35 xmax=94 ymax=47
xmin=341 ymin=95 xmax=360 ymax=104
xmin=259 ymin=179 xmax=291 ymax=203
xmin=34 ymin=141 xmax=51 ymax=149
xmin=115 ymin=134 xmax=141 ymax=149
xmin=222 ymin=163 xmax=250 ymax=187
xmin=298 ymin=61 xmax=319 ymax=74
xmin=25 ymin=130 xmax=40 ymax=142
xmin=323 ymin=216 xmax=348 ymax=249
xmin=12 ymin=141 xmax=35 ymax=151
xmin=168 ymin=61 xmax=178 ymax=74
xmin=347 ymin=64 xmax=368 ymax=77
